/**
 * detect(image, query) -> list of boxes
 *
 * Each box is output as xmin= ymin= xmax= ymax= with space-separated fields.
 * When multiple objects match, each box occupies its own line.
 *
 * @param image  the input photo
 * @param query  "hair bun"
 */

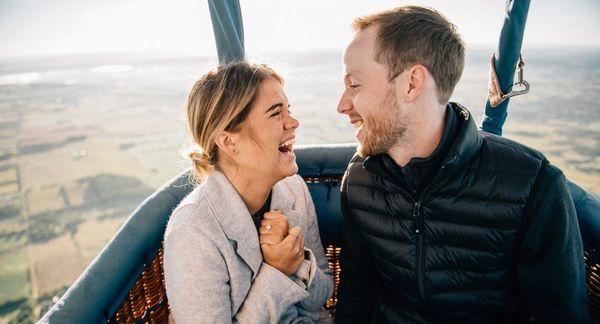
xmin=184 ymin=145 xmax=213 ymax=181
xmin=188 ymin=150 xmax=211 ymax=166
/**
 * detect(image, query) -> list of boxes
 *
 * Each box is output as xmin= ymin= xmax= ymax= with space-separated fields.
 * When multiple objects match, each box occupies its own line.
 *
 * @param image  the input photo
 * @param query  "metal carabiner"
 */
xmin=488 ymin=54 xmax=531 ymax=107
xmin=502 ymin=55 xmax=530 ymax=100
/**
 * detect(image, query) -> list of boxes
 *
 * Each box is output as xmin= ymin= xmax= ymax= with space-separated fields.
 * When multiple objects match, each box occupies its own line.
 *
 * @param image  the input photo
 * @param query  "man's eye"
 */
xmin=348 ymin=85 xmax=361 ymax=91
xmin=271 ymin=111 xmax=281 ymax=117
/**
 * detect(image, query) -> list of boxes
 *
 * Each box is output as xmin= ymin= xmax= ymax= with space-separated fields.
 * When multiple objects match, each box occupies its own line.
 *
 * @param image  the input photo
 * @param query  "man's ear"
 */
xmin=404 ymin=64 xmax=427 ymax=103
xmin=215 ymin=131 xmax=240 ymax=158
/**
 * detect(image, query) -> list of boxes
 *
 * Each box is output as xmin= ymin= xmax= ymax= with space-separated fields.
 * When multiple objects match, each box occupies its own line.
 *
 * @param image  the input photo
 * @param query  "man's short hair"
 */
xmin=353 ymin=6 xmax=465 ymax=104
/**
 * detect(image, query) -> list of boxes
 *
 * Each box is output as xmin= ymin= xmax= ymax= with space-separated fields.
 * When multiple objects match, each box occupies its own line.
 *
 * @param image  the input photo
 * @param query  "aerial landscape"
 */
xmin=0 ymin=47 xmax=598 ymax=323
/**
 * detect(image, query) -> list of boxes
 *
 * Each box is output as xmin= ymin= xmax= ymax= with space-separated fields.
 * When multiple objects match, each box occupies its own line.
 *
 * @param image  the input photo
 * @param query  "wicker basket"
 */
xmin=586 ymin=248 xmax=600 ymax=322
xmin=109 ymin=245 xmax=341 ymax=323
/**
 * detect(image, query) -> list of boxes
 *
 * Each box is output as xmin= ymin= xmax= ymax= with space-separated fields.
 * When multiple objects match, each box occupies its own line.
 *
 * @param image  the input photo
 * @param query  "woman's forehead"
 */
xmin=255 ymin=78 xmax=287 ymax=107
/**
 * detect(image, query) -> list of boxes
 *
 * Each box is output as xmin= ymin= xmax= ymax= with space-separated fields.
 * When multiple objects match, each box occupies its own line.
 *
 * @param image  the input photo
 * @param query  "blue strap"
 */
xmin=208 ymin=0 xmax=245 ymax=64
xmin=481 ymin=0 xmax=530 ymax=136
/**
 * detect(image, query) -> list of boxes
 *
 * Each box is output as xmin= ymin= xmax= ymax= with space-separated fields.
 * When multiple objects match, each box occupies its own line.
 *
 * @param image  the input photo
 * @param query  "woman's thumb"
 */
xmin=289 ymin=226 xmax=302 ymax=237
xmin=282 ymin=226 xmax=302 ymax=244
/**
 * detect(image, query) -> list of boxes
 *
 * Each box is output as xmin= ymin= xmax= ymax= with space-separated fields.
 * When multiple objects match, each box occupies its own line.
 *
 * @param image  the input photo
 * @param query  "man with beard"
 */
xmin=335 ymin=6 xmax=591 ymax=323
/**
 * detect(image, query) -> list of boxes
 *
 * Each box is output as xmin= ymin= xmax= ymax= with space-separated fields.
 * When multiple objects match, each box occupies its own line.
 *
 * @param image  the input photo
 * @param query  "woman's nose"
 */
xmin=284 ymin=113 xmax=299 ymax=130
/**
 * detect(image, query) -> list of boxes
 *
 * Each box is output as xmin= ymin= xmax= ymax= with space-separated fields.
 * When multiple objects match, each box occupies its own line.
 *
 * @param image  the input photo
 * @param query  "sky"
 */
xmin=0 ymin=0 xmax=599 ymax=58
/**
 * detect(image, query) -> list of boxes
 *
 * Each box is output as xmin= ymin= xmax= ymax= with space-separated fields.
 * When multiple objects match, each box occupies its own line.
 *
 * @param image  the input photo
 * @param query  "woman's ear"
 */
xmin=215 ymin=131 xmax=240 ymax=158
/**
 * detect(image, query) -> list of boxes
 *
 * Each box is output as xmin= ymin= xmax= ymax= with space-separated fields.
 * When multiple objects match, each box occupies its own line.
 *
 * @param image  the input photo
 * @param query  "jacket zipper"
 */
xmin=413 ymin=158 xmax=453 ymax=302
xmin=413 ymin=199 xmax=426 ymax=301
xmin=373 ymin=157 xmax=453 ymax=302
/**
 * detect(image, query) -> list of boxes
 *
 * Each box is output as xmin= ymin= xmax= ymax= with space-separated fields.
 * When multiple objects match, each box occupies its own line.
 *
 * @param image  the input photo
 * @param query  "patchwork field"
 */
xmin=0 ymin=49 xmax=598 ymax=323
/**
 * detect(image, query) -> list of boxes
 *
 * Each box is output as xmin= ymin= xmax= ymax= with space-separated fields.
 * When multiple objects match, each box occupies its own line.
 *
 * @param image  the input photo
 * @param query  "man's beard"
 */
xmin=357 ymin=89 xmax=408 ymax=158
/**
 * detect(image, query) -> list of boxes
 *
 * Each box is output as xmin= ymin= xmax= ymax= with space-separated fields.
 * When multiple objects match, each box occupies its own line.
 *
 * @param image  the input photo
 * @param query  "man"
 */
xmin=335 ymin=6 xmax=591 ymax=323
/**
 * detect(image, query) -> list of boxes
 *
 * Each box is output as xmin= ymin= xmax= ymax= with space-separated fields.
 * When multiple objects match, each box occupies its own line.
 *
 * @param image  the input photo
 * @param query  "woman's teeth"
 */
xmin=355 ymin=120 xmax=364 ymax=128
xmin=278 ymin=139 xmax=295 ymax=153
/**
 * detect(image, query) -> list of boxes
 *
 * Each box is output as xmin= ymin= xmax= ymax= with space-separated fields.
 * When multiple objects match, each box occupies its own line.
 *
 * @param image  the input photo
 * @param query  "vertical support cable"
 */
xmin=208 ymin=0 xmax=245 ymax=64
xmin=481 ymin=0 xmax=531 ymax=135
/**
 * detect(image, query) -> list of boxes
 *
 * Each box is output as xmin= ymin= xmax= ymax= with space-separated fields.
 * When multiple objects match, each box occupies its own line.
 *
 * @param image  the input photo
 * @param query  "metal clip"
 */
xmin=488 ymin=54 xmax=531 ymax=107
xmin=503 ymin=55 xmax=530 ymax=100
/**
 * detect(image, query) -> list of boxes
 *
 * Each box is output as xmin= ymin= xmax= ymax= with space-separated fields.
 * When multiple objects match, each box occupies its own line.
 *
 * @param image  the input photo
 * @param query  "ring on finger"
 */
xmin=265 ymin=224 xmax=272 ymax=232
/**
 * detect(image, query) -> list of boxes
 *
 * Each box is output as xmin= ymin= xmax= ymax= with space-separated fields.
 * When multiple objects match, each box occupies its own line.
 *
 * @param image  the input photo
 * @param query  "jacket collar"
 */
xmin=204 ymin=171 xmax=299 ymax=279
xmin=362 ymin=103 xmax=483 ymax=188
xmin=441 ymin=103 xmax=483 ymax=176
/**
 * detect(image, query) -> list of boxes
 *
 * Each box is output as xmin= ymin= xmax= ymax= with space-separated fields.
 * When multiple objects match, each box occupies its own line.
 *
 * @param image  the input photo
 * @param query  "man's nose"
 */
xmin=284 ymin=113 xmax=299 ymax=130
xmin=337 ymin=90 xmax=352 ymax=115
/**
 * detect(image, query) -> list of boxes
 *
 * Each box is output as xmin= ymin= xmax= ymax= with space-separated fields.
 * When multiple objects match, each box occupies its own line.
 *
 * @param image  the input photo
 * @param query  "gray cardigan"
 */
xmin=163 ymin=171 xmax=333 ymax=323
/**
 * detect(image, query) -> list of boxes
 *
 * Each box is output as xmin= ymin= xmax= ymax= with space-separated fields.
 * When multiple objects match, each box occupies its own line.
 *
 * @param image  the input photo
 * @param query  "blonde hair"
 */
xmin=185 ymin=62 xmax=283 ymax=182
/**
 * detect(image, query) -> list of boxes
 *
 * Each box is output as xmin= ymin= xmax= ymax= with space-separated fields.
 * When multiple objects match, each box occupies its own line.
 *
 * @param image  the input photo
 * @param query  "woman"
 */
xmin=163 ymin=62 xmax=333 ymax=323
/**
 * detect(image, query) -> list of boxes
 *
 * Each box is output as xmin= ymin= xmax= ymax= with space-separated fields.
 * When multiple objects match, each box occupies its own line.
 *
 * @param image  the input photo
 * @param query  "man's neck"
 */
xmin=220 ymin=164 xmax=274 ymax=215
xmin=388 ymin=103 xmax=447 ymax=167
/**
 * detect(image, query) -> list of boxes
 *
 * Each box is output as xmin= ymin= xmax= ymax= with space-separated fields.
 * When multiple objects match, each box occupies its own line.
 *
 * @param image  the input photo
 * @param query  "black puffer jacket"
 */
xmin=336 ymin=104 xmax=590 ymax=323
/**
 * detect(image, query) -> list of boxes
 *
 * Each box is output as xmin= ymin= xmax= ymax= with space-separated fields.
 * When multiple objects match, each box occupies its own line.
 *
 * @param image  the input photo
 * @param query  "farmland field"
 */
xmin=0 ymin=48 xmax=598 ymax=322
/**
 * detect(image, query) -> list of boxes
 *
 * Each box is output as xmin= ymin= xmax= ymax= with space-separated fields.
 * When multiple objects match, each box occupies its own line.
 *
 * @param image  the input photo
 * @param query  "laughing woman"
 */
xmin=163 ymin=62 xmax=333 ymax=324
